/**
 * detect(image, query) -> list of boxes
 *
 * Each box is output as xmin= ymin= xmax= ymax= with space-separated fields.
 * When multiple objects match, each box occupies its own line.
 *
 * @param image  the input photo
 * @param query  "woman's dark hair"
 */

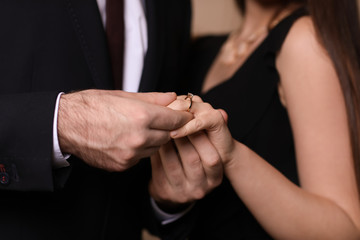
xmin=235 ymin=0 xmax=245 ymax=13
xmin=236 ymin=0 xmax=360 ymax=196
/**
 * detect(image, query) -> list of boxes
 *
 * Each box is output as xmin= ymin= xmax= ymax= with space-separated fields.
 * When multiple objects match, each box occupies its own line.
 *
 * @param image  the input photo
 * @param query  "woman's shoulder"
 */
xmin=276 ymin=15 xmax=336 ymax=83
xmin=276 ymin=15 xmax=339 ymax=107
xmin=278 ymin=16 xmax=328 ymax=66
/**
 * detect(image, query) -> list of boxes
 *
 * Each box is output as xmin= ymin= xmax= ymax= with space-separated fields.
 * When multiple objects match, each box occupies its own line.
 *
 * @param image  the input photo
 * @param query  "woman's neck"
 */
xmin=241 ymin=1 xmax=300 ymax=37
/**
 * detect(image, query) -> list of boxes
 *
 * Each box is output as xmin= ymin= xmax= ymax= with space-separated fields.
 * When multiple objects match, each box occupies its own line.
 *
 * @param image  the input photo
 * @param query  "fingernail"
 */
xmin=170 ymin=131 xmax=178 ymax=138
xmin=165 ymin=92 xmax=176 ymax=95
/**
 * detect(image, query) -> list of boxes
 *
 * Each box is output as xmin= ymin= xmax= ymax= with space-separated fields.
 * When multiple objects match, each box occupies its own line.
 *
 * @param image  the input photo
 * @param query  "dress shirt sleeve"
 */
xmin=52 ymin=92 xmax=71 ymax=168
xmin=150 ymin=197 xmax=195 ymax=225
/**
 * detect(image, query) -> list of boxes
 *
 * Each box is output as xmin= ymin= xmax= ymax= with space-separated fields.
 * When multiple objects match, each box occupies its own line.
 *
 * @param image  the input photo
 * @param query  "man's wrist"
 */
xmin=57 ymin=91 xmax=87 ymax=156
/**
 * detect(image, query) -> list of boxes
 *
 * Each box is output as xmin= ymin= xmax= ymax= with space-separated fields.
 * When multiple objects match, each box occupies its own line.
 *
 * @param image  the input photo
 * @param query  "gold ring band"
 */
xmin=185 ymin=93 xmax=194 ymax=110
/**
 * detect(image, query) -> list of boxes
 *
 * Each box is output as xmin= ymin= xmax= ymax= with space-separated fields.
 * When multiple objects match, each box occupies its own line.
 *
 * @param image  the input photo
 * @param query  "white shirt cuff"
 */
xmin=150 ymin=197 xmax=195 ymax=225
xmin=52 ymin=92 xmax=71 ymax=168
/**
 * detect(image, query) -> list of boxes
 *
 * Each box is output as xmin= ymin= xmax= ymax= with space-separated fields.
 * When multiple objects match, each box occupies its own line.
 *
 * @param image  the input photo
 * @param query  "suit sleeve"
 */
xmin=0 ymin=92 xmax=62 ymax=192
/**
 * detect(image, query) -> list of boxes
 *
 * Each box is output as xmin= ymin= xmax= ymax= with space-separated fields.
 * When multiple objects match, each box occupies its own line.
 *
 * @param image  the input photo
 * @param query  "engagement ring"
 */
xmin=185 ymin=93 xmax=194 ymax=110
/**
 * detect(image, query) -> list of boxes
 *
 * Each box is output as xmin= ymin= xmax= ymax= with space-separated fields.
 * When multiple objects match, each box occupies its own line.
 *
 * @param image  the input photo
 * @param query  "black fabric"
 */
xmin=183 ymin=8 xmax=307 ymax=239
xmin=0 ymin=0 xmax=191 ymax=239
xmin=106 ymin=0 xmax=125 ymax=90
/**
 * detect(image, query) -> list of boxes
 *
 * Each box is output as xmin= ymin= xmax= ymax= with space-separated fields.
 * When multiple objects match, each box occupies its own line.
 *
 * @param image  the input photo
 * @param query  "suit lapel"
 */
xmin=138 ymin=0 xmax=165 ymax=92
xmin=66 ymin=0 xmax=113 ymax=90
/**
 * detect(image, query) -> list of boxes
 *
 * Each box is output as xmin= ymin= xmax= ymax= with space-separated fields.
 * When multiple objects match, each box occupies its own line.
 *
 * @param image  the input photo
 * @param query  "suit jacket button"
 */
xmin=0 ymin=172 xmax=10 ymax=185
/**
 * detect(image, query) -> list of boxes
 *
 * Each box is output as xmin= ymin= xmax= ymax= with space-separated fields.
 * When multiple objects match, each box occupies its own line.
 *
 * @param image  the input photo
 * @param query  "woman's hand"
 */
xmin=168 ymin=95 xmax=236 ymax=166
xmin=149 ymin=132 xmax=223 ymax=211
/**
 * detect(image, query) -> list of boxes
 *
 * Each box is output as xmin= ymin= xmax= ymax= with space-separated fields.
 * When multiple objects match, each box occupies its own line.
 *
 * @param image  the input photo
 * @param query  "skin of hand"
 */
xmin=170 ymin=95 xmax=236 ymax=166
xmin=57 ymin=90 xmax=193 ymax=172
xmin=148 ymin=98 xmax=224 ymax=212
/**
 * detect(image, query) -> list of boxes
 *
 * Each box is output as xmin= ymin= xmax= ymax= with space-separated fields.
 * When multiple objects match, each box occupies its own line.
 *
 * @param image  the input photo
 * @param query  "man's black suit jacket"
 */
xmin=0 ymin=0 xmax=191 ymax=239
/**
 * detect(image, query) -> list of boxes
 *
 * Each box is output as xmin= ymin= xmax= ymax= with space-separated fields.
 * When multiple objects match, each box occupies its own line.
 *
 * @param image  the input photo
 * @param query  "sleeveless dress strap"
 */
xmin=267 ymin=7 xmax=308 ymax=53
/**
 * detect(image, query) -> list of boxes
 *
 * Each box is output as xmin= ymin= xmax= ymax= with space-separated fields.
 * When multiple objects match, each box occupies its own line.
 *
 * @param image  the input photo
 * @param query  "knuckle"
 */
xmin=188 ymin=164 xmax=204 ymax=176
xmin=192 ymin=189 xmax=206 ymax=200
xmin=208 ymin=109 xmax=218 ymax=119
xmin=190 ymin=161 xmax=203 ymax=172
xmin=192 ymin=95 xmax=203 ymax=102
xmin=194 ymin=118 xmax=204 ymax=130
xmin=159 ymin=133 xmax=171 ymax=145
xmin=176 ymin=95 xmax=186 ymax=100
xmin=205 ymin=111 xmax=224 ymax=130
xmin=121 ymin=149 xmax=136 ymax=163
xmin=176 ymin=195 xmax=189 ymax=204
xmin=215 ymin=174 xmax=224 ymax=187
xmin=107 ymin=158 xmax=129 ymax=172
xmin=165 ymin=159 xmax=182 ymax=173
xmin=180 ymin=126 xmax=189 ymax=137
xmin=203 ymin=102 xmax=213 ymax=109
xmin=113 ymin=163 xmax=127 ymax=172
xmin=130 ymin=134 xmax=147 ymax=148
xmin=155 ymin=185 xmax=172 ymax=202
xmin=170 ymin=99 xmax=188 ymax=111
xmin=209 ymin=173 xmax=223 ymax=188
xmin=133 ymin=109 xmax=150 ymax=126
xmin=168 ymin=173 xmax=184 ymax=188
xmin=186 ymin=151 xmax=201 ymax=164
xmin=215 ymin=110 xmax=225 ymax=122
xmin=172 ymin=178 xmax=184 ymax=189
xmin=205 ymin=154 xmax=221 ymax=168
xmin=188 ymin=164 xmax=203 ymax=178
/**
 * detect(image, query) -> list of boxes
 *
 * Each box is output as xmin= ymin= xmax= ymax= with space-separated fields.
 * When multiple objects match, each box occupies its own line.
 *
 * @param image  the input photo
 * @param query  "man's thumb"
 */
xmin=120 ymin=91 xmax=177 ymax=106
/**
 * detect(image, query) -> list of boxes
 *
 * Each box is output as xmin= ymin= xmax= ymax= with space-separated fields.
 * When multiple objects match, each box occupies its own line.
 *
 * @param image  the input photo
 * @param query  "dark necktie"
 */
xmin=106 ymin=0 xmax=124 ymax=90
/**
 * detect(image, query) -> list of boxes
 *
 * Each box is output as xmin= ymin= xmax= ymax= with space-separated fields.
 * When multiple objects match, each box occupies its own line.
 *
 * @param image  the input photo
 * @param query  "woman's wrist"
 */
xmin=223 ymin=141 xmax=248 ymax=175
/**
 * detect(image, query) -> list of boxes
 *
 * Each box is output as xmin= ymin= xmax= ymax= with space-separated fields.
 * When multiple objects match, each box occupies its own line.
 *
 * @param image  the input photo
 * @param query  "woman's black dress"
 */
xmin=184 ymin=8 xmax=307 ymax=239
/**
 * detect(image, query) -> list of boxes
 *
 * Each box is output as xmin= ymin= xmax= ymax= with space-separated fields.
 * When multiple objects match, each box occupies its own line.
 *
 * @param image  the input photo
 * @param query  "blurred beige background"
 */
xmin=143 ymin=0 xmax=360 ymax=239
xmin=191 ymin=0 xmax=360 ymax=37
xmin=192 ymin=0 xmax=242 ymax=37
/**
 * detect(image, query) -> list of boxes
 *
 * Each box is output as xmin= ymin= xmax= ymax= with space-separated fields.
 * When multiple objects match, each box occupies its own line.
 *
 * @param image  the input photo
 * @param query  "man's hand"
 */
xmin=149 ymin=132 xmax=223 ymax=212
xmin=57 ymin=90 xmax=192 ymax=172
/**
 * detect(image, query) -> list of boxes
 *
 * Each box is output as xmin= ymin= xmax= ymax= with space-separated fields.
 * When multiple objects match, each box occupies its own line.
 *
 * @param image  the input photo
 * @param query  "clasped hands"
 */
xmin=58 ymin=90 xmax=234 ymax=209
xmin=149 ymin=94 xmax=236 ymax=210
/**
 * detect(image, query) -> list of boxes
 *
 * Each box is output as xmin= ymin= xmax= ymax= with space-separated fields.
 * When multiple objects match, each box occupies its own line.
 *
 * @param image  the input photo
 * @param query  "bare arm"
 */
xmin=170 ymin=17 xmax=360 ymax=239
